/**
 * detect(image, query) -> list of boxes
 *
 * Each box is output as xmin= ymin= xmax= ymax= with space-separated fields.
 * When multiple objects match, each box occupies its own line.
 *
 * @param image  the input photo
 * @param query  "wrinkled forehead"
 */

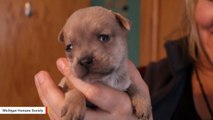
xmin=63 ymin=7 xmax=118 ymax=35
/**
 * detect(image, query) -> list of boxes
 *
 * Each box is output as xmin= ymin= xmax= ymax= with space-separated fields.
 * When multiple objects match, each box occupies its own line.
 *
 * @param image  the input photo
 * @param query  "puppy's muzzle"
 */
xmin=79 ymin=56 xmax=94 ymax=69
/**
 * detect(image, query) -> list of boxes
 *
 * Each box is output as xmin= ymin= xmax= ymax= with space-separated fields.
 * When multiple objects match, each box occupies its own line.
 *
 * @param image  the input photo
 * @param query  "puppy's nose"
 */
xmin=79 ymin=56 xmax=94 ymax=67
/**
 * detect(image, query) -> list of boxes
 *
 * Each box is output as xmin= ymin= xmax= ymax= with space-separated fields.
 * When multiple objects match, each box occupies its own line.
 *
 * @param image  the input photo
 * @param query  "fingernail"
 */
xmin=35 ymin=72 xmax=45 ymax=86
xmin=57 ymin=58 xmax=66 ymax=70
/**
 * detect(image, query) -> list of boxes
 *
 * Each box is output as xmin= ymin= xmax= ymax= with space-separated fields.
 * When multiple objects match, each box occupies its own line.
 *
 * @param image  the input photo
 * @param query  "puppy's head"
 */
xmin=58 ymin=6 xmax=131 ymax=81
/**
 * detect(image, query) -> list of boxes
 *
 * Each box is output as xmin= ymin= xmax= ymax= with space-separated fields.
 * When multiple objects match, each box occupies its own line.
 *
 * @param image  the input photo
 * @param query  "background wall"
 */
xmin=140 ymin=0 xmax=185 ymax=65
xmin=0 ymin=0 xmax=90 ymax=119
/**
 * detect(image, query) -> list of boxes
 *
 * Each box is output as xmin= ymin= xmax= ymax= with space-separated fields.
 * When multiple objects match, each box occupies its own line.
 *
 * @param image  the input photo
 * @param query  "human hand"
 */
xmin=34 ymin=57 xmax=152 ymax=120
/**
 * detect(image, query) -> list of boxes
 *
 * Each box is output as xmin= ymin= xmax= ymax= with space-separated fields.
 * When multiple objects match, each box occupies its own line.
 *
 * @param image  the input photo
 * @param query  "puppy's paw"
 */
xmin=132 ymin=95 xmax=152 ymax=120
xmin=61 ymin=90 xmax=86 ymax=120
xmin=61 ymin=102 xmax=85 ymax=120
xmin=127 ymin=84 xmax=152 ymax=120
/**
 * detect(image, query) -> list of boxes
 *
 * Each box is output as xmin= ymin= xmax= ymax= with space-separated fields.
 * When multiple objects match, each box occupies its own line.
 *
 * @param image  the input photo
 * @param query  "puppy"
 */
xmin=58 ymin=6 xmax=151 ymax=120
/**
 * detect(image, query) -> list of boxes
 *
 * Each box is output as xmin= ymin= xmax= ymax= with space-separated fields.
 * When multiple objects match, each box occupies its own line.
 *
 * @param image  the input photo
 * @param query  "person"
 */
xmin=34 ymin=0 xmax=213 ymax=119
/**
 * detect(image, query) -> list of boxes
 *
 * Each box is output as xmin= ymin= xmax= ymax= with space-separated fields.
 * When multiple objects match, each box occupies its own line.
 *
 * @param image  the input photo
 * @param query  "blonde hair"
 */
xmin=184 ymin=0 xmax=200 ymax=62
xmin=166 ymin=0 xmax=200 ymax=62
xmin=169 ymin=0 xmax=213 ymax=66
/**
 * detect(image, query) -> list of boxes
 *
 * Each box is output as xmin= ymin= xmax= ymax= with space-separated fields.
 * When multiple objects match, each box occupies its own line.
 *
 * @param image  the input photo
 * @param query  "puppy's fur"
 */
xmin=58 ymin=6 xmax=151 ymax=120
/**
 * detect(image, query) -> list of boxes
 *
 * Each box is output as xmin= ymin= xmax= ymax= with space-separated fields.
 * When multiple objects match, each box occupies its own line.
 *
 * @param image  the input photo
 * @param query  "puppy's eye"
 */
xmin=65 ymin=44 xmax=73 ymax=52
xmin=98 ymin=34 xmax=110 ymax=42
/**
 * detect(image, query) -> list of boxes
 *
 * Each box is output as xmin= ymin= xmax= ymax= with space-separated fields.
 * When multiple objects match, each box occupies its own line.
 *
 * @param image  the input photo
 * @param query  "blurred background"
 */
xmin=0 ymin=0 xmax=184 ymax=119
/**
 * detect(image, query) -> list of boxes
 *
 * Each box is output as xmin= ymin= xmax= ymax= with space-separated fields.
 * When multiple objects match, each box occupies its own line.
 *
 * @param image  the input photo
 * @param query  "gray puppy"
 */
xmin=58 ymin=6 xmax=151 ymax=120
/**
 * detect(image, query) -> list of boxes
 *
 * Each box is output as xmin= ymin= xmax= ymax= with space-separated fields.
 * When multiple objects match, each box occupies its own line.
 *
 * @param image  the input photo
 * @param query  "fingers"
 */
xmin=127 ymin=60 xmax=143 ymax=84
xmin=34 ymin=71 xmax=64 ymax=119
xmin=56 ymin=58 xmax=132 ymax=113
xmin=84 ymin=109 xmax=137 ymax=120
xmin=84 ymin=109 xmax=110 ymax=120
xmin=127 ymin=60 xmax=149 ymax=94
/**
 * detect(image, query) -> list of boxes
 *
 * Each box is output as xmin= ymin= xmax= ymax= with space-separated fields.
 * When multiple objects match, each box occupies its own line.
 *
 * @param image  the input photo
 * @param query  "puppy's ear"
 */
xmin=114 ymin=12 xmax=131 ymax=31
xmin=58 ymin=28 xmax=64 ymax=43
